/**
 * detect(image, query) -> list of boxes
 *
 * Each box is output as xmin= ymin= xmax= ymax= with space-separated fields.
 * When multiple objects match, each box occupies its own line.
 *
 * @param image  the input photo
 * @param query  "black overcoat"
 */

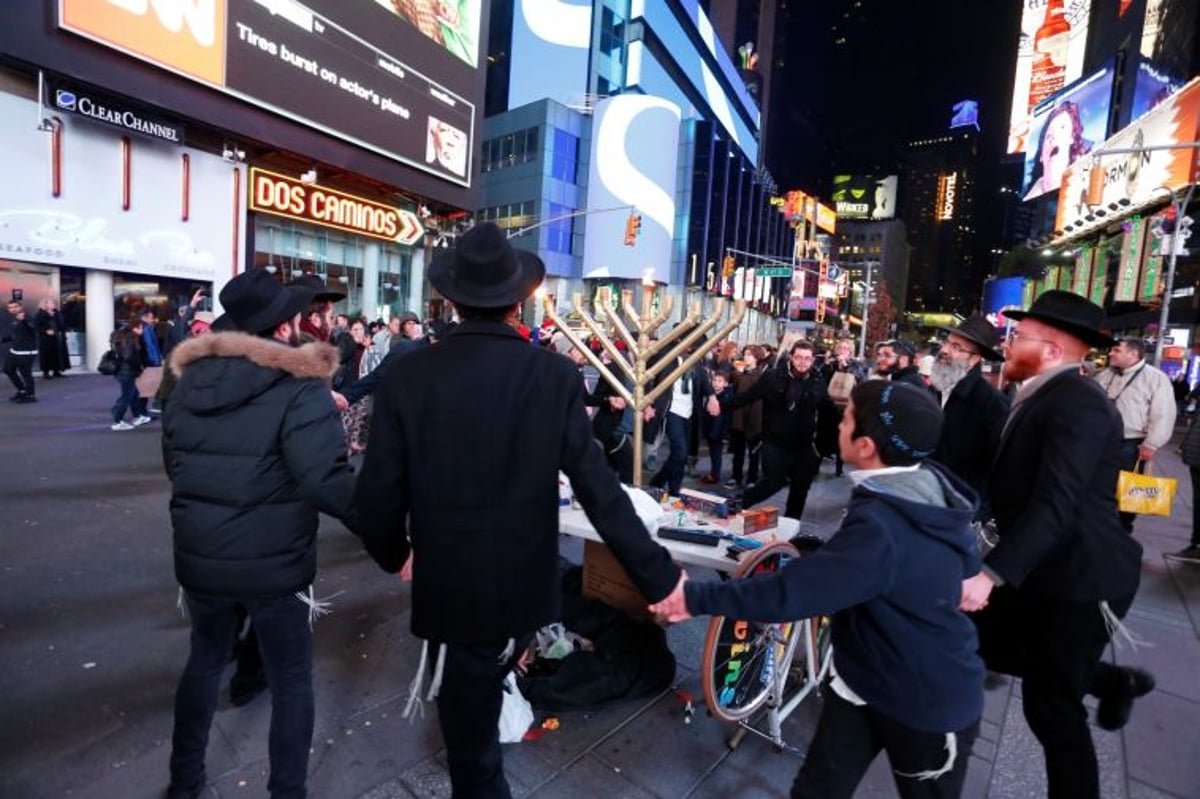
xmin=354 ymin=320 xmax=680 ymax=643
xmin=985 ymin=369 xmax=1142 ymax=601
xmin=934 ymin=364 xmax=1009 ymax=517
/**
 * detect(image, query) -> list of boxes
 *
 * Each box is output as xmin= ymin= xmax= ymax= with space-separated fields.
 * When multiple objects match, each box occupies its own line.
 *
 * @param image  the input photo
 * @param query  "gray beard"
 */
xmin=930 ymin=359 xmax=971 ymax=394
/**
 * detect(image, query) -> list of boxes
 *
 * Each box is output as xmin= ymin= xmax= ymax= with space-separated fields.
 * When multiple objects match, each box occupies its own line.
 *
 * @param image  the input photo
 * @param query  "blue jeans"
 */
xmin=111 ymin=376 xmax=139 ymax=422
xmin=170 ymin=591 xmax=314 ymax=799
xmin=650 ymin=412 xmax=690 ymax=495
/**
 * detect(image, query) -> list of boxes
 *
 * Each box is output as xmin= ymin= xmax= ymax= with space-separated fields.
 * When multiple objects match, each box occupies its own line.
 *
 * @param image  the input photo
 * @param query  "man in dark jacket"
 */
xmin=960 ymin=291 xmax=1154 ymax=799
xmin=4 ymin=299 xmax=37 ymax=403
xmin=931 ymin=314 xmax=1009 ymax=518
xmin=875 ymin=338 xmax=925 ymax=388
xmin=353 ymin=224 xmax=682 ymax=799
xmin=716 ymin=340 xmax=832 ymax=520
xmin=654 ymin=380 xmax=983 ymax=798
xmin=161 ymin=270 xmax=357 ymax=799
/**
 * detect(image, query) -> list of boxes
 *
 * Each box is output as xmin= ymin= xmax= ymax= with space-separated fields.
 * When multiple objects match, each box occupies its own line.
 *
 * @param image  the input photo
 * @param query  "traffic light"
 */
xmin=623 ymin=213 xmax=642 ymax=246
xmin=722 ymin=254 xmax=736 ymax=276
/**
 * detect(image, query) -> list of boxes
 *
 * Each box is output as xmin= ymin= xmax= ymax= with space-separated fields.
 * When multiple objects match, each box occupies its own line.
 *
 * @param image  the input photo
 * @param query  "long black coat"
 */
xmin=354 ymin=320 xmax=680 ymax=643
xmin=986 ymin=369 xmax=1142 ymax=601
xmin=162 ymin=333 xmax=357 ymax=599
xmin=934 ymin=364 xmax=1009 ymax=518
xmin=34 ymin=309 xmax=69 ymax=372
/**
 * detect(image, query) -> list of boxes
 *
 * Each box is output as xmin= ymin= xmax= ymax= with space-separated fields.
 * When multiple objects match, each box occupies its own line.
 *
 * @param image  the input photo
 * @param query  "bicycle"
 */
xmin=698 ymin=539 xmax=833 ymax=752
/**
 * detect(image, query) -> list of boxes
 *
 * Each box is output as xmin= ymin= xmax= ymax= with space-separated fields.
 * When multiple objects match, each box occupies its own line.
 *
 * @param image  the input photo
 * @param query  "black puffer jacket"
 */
xmin=162 ymin=332 xmax=357 ymax=599
xmin=1181 ymin=416 xmax=1200 ymax=467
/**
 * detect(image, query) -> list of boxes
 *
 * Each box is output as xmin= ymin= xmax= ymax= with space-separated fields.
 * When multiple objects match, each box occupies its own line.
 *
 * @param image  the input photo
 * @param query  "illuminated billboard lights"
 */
xmin=1006 ymin=0 xmax=1092 ymax=155
xmin=936 ymin=173 xmax=958 ymax=221
xmin=831 ymin=175 xmax=897 ymax=221
xmin=1022 ymin=62 xmax=1114 ymax=202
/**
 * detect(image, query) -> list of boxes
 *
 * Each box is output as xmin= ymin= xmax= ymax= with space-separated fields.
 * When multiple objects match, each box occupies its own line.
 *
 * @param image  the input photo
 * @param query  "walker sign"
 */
xmin=248 ymin=168 xmax=424 ymax=245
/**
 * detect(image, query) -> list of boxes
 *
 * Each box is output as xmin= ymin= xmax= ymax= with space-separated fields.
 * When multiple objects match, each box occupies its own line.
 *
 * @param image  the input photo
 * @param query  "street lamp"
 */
xmin=856 ymin=261 xmax=877 ymax=360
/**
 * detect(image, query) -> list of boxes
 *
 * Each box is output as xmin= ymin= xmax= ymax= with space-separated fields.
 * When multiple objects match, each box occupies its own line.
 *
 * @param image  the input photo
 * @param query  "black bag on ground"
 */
xmin=517 ymin=566 xmax=676 ymax=711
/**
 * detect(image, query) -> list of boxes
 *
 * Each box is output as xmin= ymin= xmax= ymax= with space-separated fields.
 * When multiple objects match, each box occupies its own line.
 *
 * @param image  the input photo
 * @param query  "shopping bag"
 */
xmin=498 ymin=671 xmax=534 ymax=743
xmin=1116 ymin=462 xmax=1177 ymax=516
xmin=136 ymin=365 xmax=164 ymax=398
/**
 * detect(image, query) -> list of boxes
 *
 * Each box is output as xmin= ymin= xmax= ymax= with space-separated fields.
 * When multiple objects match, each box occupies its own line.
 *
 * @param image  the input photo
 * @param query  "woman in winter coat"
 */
xmin=727 ymin=345 xmax=766 ymax=488
xmin=35 ymin=298 xmax=70 ymax=378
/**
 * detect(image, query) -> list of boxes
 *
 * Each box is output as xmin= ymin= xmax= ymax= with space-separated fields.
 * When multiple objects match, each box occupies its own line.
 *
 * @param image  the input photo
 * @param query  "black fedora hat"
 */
xmin=218 ymin=269 xmax=316 ymax=334
xmin=1005 ymin=290 xmax=1115 ymax=349
xmin=939 ymin=313 xmax=1004 ymax=361
xmin=428 ymin=223 xmax=545 ymax=308
xmin=288 ymin=274 xmax=346 ymax=303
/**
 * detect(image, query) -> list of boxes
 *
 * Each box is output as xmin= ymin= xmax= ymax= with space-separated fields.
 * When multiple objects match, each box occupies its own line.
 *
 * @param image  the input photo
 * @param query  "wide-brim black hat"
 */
xmin=288 ymin=274 xmax=346 ymax=303
xmin=939 ymin=313 xmax=1004 ymax=362
xmin=428 ymin=222 xmax=545 ymax=308
xmin=1005 ymin=289 xmax=1115 ymax=349
xmin=217 ymin=269 xmax=316 ymax=334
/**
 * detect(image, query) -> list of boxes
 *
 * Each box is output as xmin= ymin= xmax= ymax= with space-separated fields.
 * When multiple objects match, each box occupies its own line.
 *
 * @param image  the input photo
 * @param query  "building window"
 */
xmin=550 ymin=128 xmax=579 ymax=182
xmin=481 ymin=127 xmax=539 ymax=173
xmin=546 ymin=202 xmax=575 ymax=254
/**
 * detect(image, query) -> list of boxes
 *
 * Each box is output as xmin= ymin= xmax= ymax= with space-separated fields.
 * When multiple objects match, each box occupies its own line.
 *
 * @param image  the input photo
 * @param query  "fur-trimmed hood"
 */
xmin=170 ymin=332 xmax=338 ymax=416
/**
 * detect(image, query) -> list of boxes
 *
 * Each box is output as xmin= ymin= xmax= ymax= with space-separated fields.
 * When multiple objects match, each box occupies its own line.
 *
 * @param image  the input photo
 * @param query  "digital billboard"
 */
xmin=582 ymin=96 xmax=681 ymax=284
xmin=831 ymin=175 xmax=898 ymax=221
xmin=1007 ymin=0 xmax=1093 ymax=155
xmin=1055 ymin=78 xmax=1200 ymax=234
xmin=59 ymin=0 xmax=479 ymax=188
xmin=1022 ymin=62 xmax=1114 ymax=201
xmin=982 ymin=277 xmax=1027 ymax=327
xmin=507 ymin=0 xmax=592 ymax=111
xmin=1129 ymin=59 xmax=1184 ymax=125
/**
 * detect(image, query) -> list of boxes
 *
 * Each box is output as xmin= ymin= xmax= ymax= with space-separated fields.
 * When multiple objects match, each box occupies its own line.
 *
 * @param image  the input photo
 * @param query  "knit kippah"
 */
xmin=856 ymin=381 xmax=943 ymax=462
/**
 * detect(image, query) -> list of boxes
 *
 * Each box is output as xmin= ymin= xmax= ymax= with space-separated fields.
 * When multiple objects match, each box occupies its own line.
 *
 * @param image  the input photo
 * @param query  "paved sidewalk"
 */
xmin=1 ymin=374 xmax=1197 ymax=798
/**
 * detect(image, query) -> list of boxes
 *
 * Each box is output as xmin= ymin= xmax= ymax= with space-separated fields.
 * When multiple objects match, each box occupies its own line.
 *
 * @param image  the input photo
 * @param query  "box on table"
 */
xmin=740 ymin=506 xmax=780 ymax=535
xmin=678 ymin=487 xmax=731 ymax=518
xmin=582 ymin=539 xmax=650 ymax=618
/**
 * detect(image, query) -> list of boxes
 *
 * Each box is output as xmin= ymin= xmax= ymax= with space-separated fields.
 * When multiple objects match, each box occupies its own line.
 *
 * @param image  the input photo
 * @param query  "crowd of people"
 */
xmin=73 ymin=222 xmax=1184 ymax=799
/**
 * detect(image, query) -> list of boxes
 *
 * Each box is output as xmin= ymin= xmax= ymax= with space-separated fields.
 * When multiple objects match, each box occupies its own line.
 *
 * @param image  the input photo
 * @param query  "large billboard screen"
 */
xmin=831 ymin=175 xmax=898 ymax=220
xmin=507 ymin=0 xmax=592 ymax=111
xmin=1022 ymin=62 xmax=1114 ymax=201
xmin=59 ymin=0 xmax=479 ymax=188
xmin=582 ymin=96 xmax=681 ymax=284
xmin=1007 ymin=0 xmax=1092 ymax=155
xmin=1055 ymin=78 xmax=1200 ymax=234
xmin=1129 ymin=58 xmax=1184 ymax=125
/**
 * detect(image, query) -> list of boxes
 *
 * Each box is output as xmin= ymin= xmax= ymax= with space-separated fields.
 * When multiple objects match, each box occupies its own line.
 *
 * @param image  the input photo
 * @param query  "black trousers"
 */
xmin=1117 ymin=438 xmax=1145 ymax=532
xmin=4 ymin=352 xmax=35 ymax=396
xmin=742 ymin=441 xmax=819 ymax=520
xmin=1191 ymin=467 xmax=1200 ymax=547
xmin=432 ymin=635 xmax=531 ymax=799
xmin=971 ymin=587 xmax=1135 ymax=799
xmin=792 ymin=692 xmax=979 ymax=799
xmin=728 ymin=430 xmax=760 ymax=484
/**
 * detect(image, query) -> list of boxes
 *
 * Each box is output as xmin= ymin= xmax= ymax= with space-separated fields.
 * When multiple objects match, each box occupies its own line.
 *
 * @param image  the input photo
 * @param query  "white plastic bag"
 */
xmin=498 ymin=671 xmax=534 ymax=743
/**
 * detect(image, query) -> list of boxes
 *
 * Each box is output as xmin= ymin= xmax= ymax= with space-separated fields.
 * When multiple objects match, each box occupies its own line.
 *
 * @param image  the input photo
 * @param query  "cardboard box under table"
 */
xmin=558 ymin=507 xmax=799 ymax=616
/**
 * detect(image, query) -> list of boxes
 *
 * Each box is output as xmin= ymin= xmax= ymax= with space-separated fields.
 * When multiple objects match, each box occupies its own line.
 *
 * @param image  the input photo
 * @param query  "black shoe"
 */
xmin=166 ymin=774 xmax=206 ymax=799
xmin=15 ymin=395 xmax=36 ymax=403
xmin=1167 ymin=544 xmax=1200 ymax=563
xmin=9 ymin=393 xmax=25 ymax=402
xmin=229 ymin=671 xmax=268 ymax=707
xmin=1096 ymin=666 xmax=1155 ymax=730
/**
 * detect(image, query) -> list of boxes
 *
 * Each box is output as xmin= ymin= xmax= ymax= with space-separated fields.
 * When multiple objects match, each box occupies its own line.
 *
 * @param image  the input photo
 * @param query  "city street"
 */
xmin=2 ymin=373 xmax=1198 ymax=799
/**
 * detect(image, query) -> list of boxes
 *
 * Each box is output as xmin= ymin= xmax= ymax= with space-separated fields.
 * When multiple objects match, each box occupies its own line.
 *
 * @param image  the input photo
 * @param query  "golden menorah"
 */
xmin=543 ymin=286 xmax=747 ymax=486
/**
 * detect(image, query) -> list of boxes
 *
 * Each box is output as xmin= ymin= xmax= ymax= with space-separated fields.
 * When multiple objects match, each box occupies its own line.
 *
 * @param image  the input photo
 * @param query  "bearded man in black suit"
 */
xmin=959 ymin=291 xmax=1154 ymax=799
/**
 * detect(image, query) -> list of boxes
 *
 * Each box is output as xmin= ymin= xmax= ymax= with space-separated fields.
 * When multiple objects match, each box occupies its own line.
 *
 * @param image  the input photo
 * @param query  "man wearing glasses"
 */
xmin=930 ymin=314 xmax=1009 ymax=518
xmin=1095 ymin=337 xmax=1177 ymax=532
xmin=959 ymin=291 xmax=1152 ymax=799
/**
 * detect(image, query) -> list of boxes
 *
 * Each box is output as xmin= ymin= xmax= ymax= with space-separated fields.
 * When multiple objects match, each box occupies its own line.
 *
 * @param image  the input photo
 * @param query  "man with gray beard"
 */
xmin=932 ymin=314 xmax=1009 ymax=520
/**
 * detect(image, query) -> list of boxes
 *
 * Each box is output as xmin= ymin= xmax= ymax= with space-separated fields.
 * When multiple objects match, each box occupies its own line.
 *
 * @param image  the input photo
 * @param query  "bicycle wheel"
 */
xmin=809 ymin=613 xmax=833 ymax=681
xmin=700 ymin=541 xmax=802 ymax=723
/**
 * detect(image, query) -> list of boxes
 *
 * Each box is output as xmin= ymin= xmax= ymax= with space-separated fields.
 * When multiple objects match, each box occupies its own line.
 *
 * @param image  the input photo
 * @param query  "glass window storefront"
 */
xmin=253 ymin=217 xmax=413 ymax=319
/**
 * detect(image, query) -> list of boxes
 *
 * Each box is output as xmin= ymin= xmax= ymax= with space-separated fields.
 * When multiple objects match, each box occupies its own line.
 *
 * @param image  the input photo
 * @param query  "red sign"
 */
xmin=248 ymin=167 xmax=423 ymax=245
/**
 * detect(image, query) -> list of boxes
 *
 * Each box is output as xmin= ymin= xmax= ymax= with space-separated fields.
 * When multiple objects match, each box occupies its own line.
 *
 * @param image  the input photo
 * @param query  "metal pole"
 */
xmin=1154 ymin=183 xmax=1196 ymax=366
xmin=858 ymin=261 xmax=874 ymax=360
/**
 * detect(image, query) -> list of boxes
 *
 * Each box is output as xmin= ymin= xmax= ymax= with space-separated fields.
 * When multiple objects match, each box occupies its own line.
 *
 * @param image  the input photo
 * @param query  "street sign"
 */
xmin=756 ymin=267 xmax=792 ymax=277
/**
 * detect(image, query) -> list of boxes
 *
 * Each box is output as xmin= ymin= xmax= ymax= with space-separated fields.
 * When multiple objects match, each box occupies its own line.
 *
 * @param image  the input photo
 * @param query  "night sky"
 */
xmin=768 ymin=0 xmax=1025 ymax=299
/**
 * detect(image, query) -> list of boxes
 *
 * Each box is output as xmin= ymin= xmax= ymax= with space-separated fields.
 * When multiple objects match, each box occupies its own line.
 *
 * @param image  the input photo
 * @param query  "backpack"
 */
xmin=517 ymin=566 xmax=676 ymax=711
